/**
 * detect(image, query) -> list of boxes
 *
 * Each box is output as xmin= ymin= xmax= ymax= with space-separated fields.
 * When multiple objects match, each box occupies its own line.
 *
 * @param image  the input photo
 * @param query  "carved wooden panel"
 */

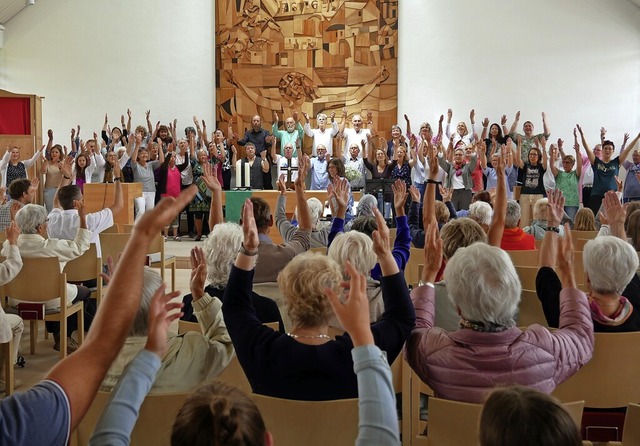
xmin=216 ymin=0 xmax=398 ymax=155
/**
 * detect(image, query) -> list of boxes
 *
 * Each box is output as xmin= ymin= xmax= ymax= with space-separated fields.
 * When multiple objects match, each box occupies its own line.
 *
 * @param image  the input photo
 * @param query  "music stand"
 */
xmin=364 ymin=178 xmax=395 ymax=224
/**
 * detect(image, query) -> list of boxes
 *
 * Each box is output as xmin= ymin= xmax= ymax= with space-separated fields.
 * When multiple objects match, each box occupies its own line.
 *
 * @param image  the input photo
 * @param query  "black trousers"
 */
xmin=46 ymin=285 xmax=95 ymax=337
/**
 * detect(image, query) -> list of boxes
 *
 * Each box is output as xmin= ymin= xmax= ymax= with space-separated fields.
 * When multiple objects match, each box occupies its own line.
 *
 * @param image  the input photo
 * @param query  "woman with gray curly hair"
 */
xmin=180 ymin=222 xmax=283 ymax=330
xmin=222 ymin=200 xmax=415 ymax=400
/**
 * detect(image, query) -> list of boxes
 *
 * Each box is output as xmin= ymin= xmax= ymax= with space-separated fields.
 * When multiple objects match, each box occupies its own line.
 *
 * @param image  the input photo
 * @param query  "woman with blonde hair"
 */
xmin=573 ymin=207 xmax=596 ymax=231
xmin=222 ymin=200 xmax=414 ymax=400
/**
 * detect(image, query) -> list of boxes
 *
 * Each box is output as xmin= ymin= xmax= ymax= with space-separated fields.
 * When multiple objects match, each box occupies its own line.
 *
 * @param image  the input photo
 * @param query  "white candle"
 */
xmin=244 ymin=162 xmax=250 ymax=188
xmin=235 ymin=159 xmax=243 ymax=188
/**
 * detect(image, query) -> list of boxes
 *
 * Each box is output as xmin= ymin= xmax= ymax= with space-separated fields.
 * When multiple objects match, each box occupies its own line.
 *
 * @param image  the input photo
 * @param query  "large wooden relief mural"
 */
xmin=216 ymin=0 xmax=398 ymax=149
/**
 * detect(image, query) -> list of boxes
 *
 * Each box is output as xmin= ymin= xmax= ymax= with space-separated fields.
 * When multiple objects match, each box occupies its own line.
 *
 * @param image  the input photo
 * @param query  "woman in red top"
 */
xmin=157 ymin=151 xmax=189 ymax=240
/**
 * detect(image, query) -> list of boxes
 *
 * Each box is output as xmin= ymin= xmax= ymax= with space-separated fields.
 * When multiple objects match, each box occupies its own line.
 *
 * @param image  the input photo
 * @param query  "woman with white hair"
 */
xmin=102 ymin=263 xmax=234 ymax=393
xmin=327 ymin=231 xmax=383 ymax=329
xmin=2 ymin=203 xmax=93 ymax=353
xmin=405 ymin=219 xmax=594 ymax=403
xmin=468 ymin=201 xmax=493 ymax=234
xmin=537 ymin=190 xmax=640 ymax=331
xmin=180 ymin=223 xmax=283 ymax=329
xmin=524 ymin=197 xmax=565 ymax=240
xmin=222 ymin=200 xmax=415 ymax=400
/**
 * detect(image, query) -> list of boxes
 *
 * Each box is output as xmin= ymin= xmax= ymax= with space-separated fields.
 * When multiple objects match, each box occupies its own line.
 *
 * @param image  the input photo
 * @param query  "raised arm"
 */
xmin=514 ymin=135 xmax=524 ymax=169
xmin=480 ymin=117 xmax=489 ymax=141
xmin=339 ymin=107 xmax=348 ymax=135
xmin=569 ymin=140 xmax=581 ymax=180
xmin=576 ymin=124 xmax=595 ymax=164
xmin=109 ymin=161 xmax=124 ymax=215
xmin=487 ymin=144 xmax=507 ymax=246
xmin=539 ymin=189 xmax=564 ymax=268
xmin=445 ymin=108 xmax=453 ymax=139
xmin=202 ymin=162 xmax=223 ymax=230
xmin=45 ymin=187 xmax=196 ymax=430
xmin=541 ymin=111 xmax=550 ymax=137
xmin=500 ymin=114 xmax=508 ymax=138
xmin=619 ymin=132 xmax=640 ymax=164
xmin=423 ymin=145 xmax=439 ymax=228
xmin=508 ymin=111 xmax=520 ymax=136
xmin=601 ymin=190 xmax=626 ymax=240
xmin=549 ymin=145 xmax=559 ymax=177
xmin=145 ymin=110 xmax=153 ymax=135
xmin=294 ymin=155 xmax=312 ymax=231
xmin=404 ymin=114 xmax=412 ymax=137
xmin=539 ymin=136 xmax=548 ymax=170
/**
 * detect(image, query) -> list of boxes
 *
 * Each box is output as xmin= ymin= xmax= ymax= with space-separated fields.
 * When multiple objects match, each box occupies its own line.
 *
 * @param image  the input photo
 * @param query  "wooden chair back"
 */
xmin=618 ymin=403 xmax=640 ymax=446
xmin=571 ymin=230 xmax=598 ymax=243
xmin=506 ymin=249 xmax=538 ymax=267
xmin=99 ymin=232 xmax=131 ymax=265
xmin=216 ymin=355 xmax=252 ymax=394
xmin=122 ymin=224 xmax=134 ymax=233
xmin=4 ymin=256 xmax=82 ymax=358
xmin=515 ymin=265 xmax=538 ymax=291
xmin=518 ymin=289 xmax=548 ymax=327
xmin=405 ymin=247 xmax=424 ymax=287
xmin=101 ymin=224 xmax=121 ymax=233
xmin=251 ymin=394 xmax=359 ymax=446
xmin=0 ymin=340 xmax=13 ymax=395
xmin=74 ymin=390 xmax=189 ymax=446
xmin=427 ymin=397 xmax=584 ymax=446
xmin=553 ymin=332 xmax=640 ymax=408
xmin=63 ymin=243 xmax=103 ymax=306
xmin=147 ymin=233 xmax=176 ymax=291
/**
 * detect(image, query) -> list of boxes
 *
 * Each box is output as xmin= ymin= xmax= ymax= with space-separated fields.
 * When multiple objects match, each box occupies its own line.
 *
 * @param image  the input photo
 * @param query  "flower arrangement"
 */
xmin=345 ymin=166 xmax=362 ymax=182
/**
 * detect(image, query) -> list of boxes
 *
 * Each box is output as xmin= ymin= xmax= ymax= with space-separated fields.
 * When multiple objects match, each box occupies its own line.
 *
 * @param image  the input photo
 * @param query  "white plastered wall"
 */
xmin=0 ymin=0 xmax=639 ymax=149
xmin=398 ymin=0 xmax=640 ymax=148
xmin=0 ymin=0 xmax=215 ymax=137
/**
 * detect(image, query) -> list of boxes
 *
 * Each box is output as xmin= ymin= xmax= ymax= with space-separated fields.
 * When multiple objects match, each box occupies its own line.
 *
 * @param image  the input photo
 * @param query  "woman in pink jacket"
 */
xmin=404 ymin=221 xmax=594 ymax=404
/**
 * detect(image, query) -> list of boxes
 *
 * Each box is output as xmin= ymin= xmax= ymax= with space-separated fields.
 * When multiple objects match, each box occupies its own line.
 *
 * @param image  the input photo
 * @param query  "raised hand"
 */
xmin=277 ymin=174 xmax=287 ymax=194
xmin=61 ymin=155 xmax=74 ymax=179
xmin=392 ymin=179 xmax=408 ymax=210
xmin=146 ymin=110 xmax=151 ymax=120
xmin=482 ymin=117 xmax=489 ymax=128
xmin=48 ymin=129 xmax=53 ymax=140
xmin=546 ymin=189 xmax=565 ymax=226
xmin=189 ymin=246 xmax=207 ymax=299
xmin=556 ymin=223 xmax=576 ymax=289
xmin=143 ymin=286 xmax=183 ymax=358
xmin=409 ymin=185 xmax=421 ymax=203
xmin=325 ymin=261 xmax=373 ymax=346
xmin=469 ymin=109 xmax=475 ymax=123
xmin=515 ymin=111 xmax=521 ymax=121
xmin=447 ymin=108 xmax=453 ymax=122
xmin=438 ymin=185 xmax=453 ymax=202
xmin=501 ymin=115 xmax=507 ymax=126
xmin=5 ymin=220 xmax=20 ymax=245
xmin=332 ymin=178 xmax=349 ymax=211
xmin=302 ymin=111 xmax=309 ymax=121
xmin=422 ymin=222 xmax=443 ymax=283
xmin=293 ymin=111 xmax=299 ymax=122
xmin=201 ymin=162 xmax=221 ymax=192
xmin=371 ymin=208 xmax=391 ymax=257
xmin=296 ymin=154 xmax=309 ymax=188
xmin=241 ymin=198 xmax=259 ymax=252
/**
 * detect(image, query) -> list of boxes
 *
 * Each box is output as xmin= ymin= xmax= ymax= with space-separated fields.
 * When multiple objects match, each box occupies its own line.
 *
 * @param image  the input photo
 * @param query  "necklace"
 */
xmin=286 ymin=332 xmax=331 ymax=340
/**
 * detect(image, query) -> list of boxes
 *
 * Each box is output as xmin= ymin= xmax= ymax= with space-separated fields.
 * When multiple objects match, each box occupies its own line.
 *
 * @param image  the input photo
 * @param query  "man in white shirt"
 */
xmin=47 ymin=162 xmax=123 ymax=258
xmin=339 ymin=108 xmax=374 ymax=159
xmin=303 ymin=111 xmax=339 ymax=156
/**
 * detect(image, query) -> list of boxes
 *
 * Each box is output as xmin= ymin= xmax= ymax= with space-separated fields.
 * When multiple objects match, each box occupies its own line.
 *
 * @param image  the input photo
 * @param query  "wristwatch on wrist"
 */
xmin=417 ymin=281 xmax=435 ymax=288
xmin=239 ymin=243 xmax=258 ymax=256
xmin=545 ymin=226 xmax=560 ymax=233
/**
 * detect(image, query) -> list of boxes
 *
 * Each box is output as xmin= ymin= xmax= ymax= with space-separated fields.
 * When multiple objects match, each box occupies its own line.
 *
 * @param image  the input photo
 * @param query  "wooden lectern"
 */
xmin=84 ymin=183 xmax=142 ymax=225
